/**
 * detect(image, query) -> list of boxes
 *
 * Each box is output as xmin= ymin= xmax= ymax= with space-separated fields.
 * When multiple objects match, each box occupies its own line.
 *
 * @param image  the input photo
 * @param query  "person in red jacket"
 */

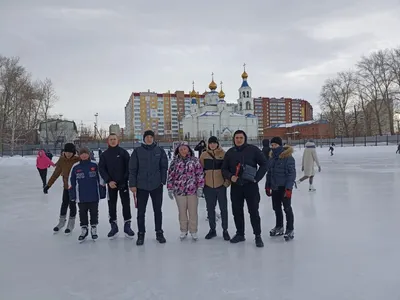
xmin=36 ymin=149 xmax=55 ymax=188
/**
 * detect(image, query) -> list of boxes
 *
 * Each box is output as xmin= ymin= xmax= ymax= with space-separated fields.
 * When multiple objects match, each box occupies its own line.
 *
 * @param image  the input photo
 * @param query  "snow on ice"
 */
xmin=1 ymin=146 xmax=400 ymax=299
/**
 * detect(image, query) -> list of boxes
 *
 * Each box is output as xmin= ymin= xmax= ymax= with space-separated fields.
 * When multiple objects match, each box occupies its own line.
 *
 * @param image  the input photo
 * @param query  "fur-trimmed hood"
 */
xmin=269 ymin=145 xmax=294 ymax=159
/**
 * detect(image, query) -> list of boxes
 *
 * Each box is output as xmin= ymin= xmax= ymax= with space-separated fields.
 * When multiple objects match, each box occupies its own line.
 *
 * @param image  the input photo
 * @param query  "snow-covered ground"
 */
xmin=1 ymin=146 xmax=400 ymax=300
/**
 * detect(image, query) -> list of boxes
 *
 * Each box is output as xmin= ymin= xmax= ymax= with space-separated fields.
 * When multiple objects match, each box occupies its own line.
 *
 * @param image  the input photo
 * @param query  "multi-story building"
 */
xmin=264 ymin=120 xmax=333 ymax=140
xmin=253 ymin=97 xmax=313 ymax=137
xmin=124 ymin=90 xmax=205 ymax=140
xmin=109 ymin=124 xmax=121 ymax=137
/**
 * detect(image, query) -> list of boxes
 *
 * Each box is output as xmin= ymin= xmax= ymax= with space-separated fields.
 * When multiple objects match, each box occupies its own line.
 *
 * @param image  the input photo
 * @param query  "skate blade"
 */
xmin=124 ymin=233 xmax=135 ymax=239
xmin=108 ymin=234 xmax=118 ymax=240
xmin=284 ymin=236 xmax=294 ymax=241
xmin=78 ymin=237 xmax=88 ymax=243
xmin=64 ymin=231 xmax=72 ymax=236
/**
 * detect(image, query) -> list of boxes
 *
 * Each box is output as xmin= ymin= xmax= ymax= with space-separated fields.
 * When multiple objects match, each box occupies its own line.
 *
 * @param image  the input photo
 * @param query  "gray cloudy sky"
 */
xmin=1 ymin=0 xmax=399 ymax=129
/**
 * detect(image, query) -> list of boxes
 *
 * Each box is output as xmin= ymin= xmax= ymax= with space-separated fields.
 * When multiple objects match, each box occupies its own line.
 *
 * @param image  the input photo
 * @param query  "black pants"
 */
xmin=108 ymin=187 xmax=132 ymax=223
xmin=230 ymin=183 xmax=261 ymax=236
xmin=60 ymin=189 xmax=77 ymax=218
xmin=37 ymin=168 xmax=47 ymax=187
xmin=204 ymin=185 xmax=228 ymax=231
xmin=271 ymin=187 xmax=294 ymax=230
xmin=78 ymin=202 xmax=99 ymax=226
xmin=136 ymin=185 xmax=163 ymax=233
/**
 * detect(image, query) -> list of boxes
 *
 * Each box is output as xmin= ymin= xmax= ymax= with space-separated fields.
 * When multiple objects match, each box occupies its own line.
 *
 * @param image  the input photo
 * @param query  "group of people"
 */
xmin=38 ymin=128 xmax=322 ymax=247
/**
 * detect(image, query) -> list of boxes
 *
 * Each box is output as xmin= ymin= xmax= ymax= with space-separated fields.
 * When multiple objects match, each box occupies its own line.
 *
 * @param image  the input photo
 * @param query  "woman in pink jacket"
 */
xmin=36 ymin=150 xmax=55 ymax=188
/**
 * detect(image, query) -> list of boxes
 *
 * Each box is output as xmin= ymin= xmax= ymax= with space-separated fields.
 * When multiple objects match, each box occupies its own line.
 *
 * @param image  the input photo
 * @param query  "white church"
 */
xmin=182 ymin=67 xmax=258 ymax=141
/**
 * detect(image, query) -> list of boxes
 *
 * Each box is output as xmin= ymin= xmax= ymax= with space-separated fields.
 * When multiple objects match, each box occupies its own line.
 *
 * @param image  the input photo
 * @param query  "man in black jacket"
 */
xmin=262 ymin=138 xmax=271 ymax=161
xmin=222 ymin=130 xmax=268 ymax=247
xmin=99 ymin=133 xmax=134 ymax=239
xmin=129 ymin=130 xmax=168 ymax=245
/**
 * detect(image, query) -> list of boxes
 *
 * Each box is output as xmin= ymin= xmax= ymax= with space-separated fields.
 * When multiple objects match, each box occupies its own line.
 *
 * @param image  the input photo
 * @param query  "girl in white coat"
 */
xmin=296 ymin=140 xmax=321 ymax=191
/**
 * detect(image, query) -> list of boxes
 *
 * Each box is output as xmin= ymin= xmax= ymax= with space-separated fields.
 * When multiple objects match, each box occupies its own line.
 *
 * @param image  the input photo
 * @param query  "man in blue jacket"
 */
xmin=129 ymin=130 xmax=168 ymax=246
xmin=265 ymin=137 xmax=296 ymax=241
xmin=69 ymin=147 xmax=106 ymax=242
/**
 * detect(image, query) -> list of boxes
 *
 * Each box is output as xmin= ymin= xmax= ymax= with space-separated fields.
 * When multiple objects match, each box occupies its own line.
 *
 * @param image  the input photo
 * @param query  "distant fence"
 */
xmin=1 ymin=135 xmax=400 ymax=157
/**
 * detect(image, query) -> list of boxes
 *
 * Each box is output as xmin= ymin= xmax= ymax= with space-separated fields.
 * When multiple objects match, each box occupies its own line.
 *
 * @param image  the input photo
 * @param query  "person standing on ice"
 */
xmin=265 ymin=137 xmax=296 ymax=241
xmin=221 ymin=130 xmax=268 ymax=248
xmin=69 ymin=147 xmax=106 ymax=242
xmin=129 ymin=130 xmax=168 ymax=246
xmin=44 ymin=143 xmax=80 ymax=234
xmin=199 ymin=136 xmax=230 ymax=241
xmin=36 ymin=149 xmax=55 ymax=188
xmin=167 ymin=142 xmax=204 ymax=241
xmin=98 ymin=133 xmax=134 ymax=239
xmin=296 ymin=140 xmax=321 ymax=191
xmin=261 ymin=138 xmax=271 ymax=163
xmin=194 ymin=140 xmax=206 ymax=158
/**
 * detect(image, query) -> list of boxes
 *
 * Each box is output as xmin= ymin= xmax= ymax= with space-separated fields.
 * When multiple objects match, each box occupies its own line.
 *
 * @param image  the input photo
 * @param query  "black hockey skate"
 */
xmin=78 ymin=226 xmax=89 ymax=243
xmin=284 ymin=229 xmax=294 ymax=241
xmin=269 ymin=226 xmax=284 ymax=237
xmin=255 ymin=235 xmax=264 ymax=248
xmin=107 ymin=222 xmax=118 ymax=239
xmin=91 ymin=225 xmax=98 ymax=240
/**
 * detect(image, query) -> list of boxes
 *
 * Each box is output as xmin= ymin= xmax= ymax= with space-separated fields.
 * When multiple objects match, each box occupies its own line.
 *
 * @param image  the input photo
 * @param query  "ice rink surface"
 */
xmin=1 ymin=146 xmax=400 ymax=300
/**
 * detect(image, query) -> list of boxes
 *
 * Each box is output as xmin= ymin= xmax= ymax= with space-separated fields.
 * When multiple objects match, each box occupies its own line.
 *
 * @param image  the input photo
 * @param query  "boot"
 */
xmin=179 ymin=232 xmax=188 ymax=240
xmin=156 ymin=230 xmax=166 ymax=243
xmin=136 ymin=232 xmax=145 ymax=246
xmin=107 ymin=221 xmax=119 ymax=239
xmin=255 ymin=235 xmax=264 ymax=248
xmin=269 ymin=226 xmax=284 ymax=237
xmin=78 ymin=226 xmax=88 ymax=243
xmin=123 ymin=220 xmax=135 ymax=239
xmin=64 ymin=217 xmax=75 ymax=235
xmin=309 ymin=184 xmax=316 ymax=192
xmin=191 ymin=232 xmax=198 ymax=241
xmin=222 ymin=230 xmax=230 ymax=241
xmin=91 ymin=225 xmax=98 ymax=240
xmin=205 ymin=229 xmax=217 ymax=240
xmin=284 ymin=229 xmax=294 ymax=241
xmin=230 ymin=234 xmax=245 ymax=243
xmin=53 ymin=216 xmax=66 ymax=233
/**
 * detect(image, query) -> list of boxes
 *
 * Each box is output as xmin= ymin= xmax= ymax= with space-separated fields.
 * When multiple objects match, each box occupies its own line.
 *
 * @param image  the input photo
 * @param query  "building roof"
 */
xmin=245 ymin=113 xmax=257 ymax=118
xmin=241 ymin=80 xmax=249 ymax=88
xmin=268 ymin=119 xmax=327 ymax=129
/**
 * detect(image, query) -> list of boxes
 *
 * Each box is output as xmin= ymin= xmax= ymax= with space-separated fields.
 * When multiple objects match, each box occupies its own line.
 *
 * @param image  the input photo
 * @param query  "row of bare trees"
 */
xmin=319 ymin=48 xmax=400 ymax=137
xmin=0 ymin=55 xmax=58 ymax=153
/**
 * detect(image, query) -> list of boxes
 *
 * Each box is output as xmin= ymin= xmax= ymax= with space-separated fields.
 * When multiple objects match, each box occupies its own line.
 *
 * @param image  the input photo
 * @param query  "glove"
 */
xmin=43 ymin=185 xmax=50 ymax=194
xmin=168 ymin=190 xmax=174 ymax=200
xmin=284 ymin=189 xmax=292 ymax=199
xmin=318 ymin=166 xmax=322 ymax=172
xmin=265 ymin=188 xmax=272 ymax=197
xmin=197 ymin=188 xmax=203 ymax=198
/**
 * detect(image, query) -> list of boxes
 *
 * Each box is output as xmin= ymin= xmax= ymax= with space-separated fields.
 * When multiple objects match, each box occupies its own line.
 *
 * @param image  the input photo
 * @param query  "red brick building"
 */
xmin=264 ymin=120 xmax=333 ymax=140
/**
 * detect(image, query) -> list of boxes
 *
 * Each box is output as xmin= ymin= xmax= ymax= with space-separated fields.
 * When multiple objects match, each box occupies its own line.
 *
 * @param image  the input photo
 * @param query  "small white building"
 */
xmin=39 ymin=119 xmax=78 ymax=145
xmin=182 ymin=69 xmax=258 ymax=140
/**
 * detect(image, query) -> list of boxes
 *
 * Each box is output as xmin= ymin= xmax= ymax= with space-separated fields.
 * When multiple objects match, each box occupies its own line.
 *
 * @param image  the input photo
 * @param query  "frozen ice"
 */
xmin=1 ymin=146 xmax=400 ymax=299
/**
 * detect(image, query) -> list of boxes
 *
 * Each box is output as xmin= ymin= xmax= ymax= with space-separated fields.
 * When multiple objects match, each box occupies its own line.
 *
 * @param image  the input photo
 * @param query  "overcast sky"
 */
xmin=1 ymin=0 xmax=399 ymax=129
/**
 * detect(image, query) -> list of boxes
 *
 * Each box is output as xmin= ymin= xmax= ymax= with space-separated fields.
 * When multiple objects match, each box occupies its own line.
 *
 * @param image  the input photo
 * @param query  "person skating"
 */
xmin=296 ymin=140 xmax=321 ymax=191
xmin=167 ymin=142 xmax=204 ymax=241
xmin=44 ymin=143 xmax=80 ymax=234
xmin=69 ymin=147 xmax=106 ymax=242
xmin=221 ymin=130 xmax=268 ymax=248
xmin=99 ymin=134 xmax=134 ymax=239
xmin=329 ymin=143 xmax=334 ymax=156
xmin=261 ymin=139 xmax=271 ymax=162
xmin=36 ymin=149 xmax=55 ymax=188
xmin=396 ymin=144 xmax=400 ymax=154
xmin=129 ymin=130 xmax=168 ymax=246
xmin=265 ymin=137 xmax=296 ymax=241
xmin=200 ymin=136 xmax=230 ymax=241
xmin=194 ymin=140 xmax=206 ymax=158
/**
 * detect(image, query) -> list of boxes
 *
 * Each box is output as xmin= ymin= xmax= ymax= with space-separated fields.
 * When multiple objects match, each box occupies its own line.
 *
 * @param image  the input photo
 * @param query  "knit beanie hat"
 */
xmin=79 ymin=147 xmax=90 ymax=155
xmin=143 ymin=130 xmax=155 ymax=141
xmin=270 ymin=137 xmax=283 ymax=146
xmin=63 ymin=143 xmax=76 ymax=154
xmin=208 ymin=136 xmax=219 ymax=145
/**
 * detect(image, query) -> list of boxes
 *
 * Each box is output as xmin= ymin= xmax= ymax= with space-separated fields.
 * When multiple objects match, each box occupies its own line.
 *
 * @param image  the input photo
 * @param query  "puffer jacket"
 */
xmin=200 ymin=147 xmax=230 ymax=188
xmin=36 ymin=150 xmax=55 ymax=169
xmin=266 ymin=145 xmax=296 ymax=190
xmin=47 ymin=154 xmax=80 ymax=189
xmin=167 ymin=149 xmax=204 ymax=196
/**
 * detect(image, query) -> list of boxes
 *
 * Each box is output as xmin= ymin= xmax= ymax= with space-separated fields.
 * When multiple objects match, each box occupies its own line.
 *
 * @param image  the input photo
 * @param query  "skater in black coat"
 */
xmin=261 ymin=139 xmax=271 ymax=162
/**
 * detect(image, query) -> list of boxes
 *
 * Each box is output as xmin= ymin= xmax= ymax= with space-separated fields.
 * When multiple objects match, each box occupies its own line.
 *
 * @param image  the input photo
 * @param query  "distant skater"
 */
xmin=296 ymin=140 xmax=321 ymax=192
xmin=396 ymin=144 xmax=400 ymax=154
xmin=36 ymin=149 xmax=55 ymax=188
xmin=329 ymin=145 xmax=334 ymax=156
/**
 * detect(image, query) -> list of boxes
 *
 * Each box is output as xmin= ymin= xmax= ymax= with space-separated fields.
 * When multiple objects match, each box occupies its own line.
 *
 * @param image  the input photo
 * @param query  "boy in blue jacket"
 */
xmin=69 ymin=147 xmax=106 ymax=242
xmin=265 ymin=137 xmax=296 ymax=241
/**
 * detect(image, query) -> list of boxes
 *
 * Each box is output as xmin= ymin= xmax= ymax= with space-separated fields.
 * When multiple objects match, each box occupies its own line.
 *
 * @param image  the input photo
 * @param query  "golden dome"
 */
xmin=241 ymin=71 xmax=248 ymax=79
xmin=190 ymin=81 xmax=197 ymax=98
xmin=218 ymin=89 xmax=225 ymax=99
xmin=209 ymin=80 xmax=217 ymax=90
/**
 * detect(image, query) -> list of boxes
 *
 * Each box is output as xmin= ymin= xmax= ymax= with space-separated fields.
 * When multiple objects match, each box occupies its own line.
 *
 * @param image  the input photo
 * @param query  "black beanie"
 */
xmin=143 ymin=130 xmax=155 ymax=141
xmin=63 ymin=143 xmax=76 ymax=154
xmin=208 ymin=136 xmax=219 ymax=145
xmin=270 ymin=137 xmax=283 ymax=146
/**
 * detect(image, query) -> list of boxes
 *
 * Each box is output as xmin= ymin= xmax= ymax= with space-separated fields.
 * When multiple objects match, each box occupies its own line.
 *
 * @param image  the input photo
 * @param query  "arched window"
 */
xmin=246 ymin=91 xmax=250 ymax=97
xmin=246 ymin=101 xmax=251 ymax=110
xmin=242 ymin=91 xmax=246 ymax=98
xmin=239 ymin=102 xmax=243 ymax=110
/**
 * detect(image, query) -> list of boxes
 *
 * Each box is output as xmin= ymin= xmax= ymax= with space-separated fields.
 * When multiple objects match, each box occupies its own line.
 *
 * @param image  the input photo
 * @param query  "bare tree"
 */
xmin=38 ymin=78 xmax=58 ymax=144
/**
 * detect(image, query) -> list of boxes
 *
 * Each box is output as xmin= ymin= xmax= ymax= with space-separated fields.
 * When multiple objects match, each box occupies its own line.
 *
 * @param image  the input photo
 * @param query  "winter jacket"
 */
xmin=222 ymin=143 xmax=268 ymax=186
xmin=302 ymin=142 xmax=320 ymax=177
xmin=36 ymin=150 xmax=55 ymax=170
xmin=266 ymin=145 xmax=296 ymax=190
xmin=194 ymin=141 xmax=206 ymax=158
xmin=167 ymin=147 xmax=204 ymax=196
xmin=47 ymin=154 xmax=80 ymax=189
xmin=129 ymin=143 xmax=168 ymax=191
xmin=69 ymin=160 xmax=106 ymax=203
xmin=98 ymin=145 xmax=130 ymax=188
xmin=262 ymin=139 xmax=271 ymax=161
xmin=200 ymin=147 xmax=230 ymax=188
